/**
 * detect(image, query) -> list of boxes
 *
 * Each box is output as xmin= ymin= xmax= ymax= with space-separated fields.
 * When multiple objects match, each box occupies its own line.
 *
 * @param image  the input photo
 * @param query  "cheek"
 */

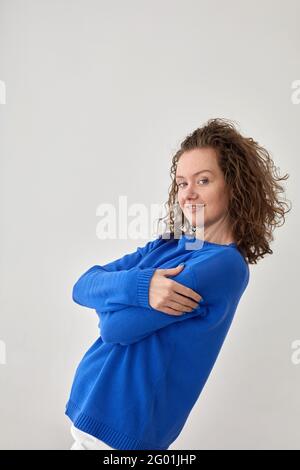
xmin=204 ymin=186 xmax=226 ymax=206
xmin=208 ymin=191 xmax=229 ymax=212
xmin=177 ymin=193 xmax=184 ymax=207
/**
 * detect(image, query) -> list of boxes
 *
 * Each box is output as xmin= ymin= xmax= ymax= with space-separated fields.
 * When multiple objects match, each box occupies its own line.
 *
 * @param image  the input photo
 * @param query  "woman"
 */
xmin=66 ymin=118 xmax=290 ymax=450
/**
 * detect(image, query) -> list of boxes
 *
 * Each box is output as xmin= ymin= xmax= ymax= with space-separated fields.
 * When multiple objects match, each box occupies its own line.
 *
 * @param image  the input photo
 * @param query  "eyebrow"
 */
xmin=175 ymin=169 xmax=214 ymax=179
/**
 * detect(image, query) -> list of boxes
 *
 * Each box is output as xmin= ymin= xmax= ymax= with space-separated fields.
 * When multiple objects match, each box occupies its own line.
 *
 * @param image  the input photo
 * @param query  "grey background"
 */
xmin=0 ymin=0 xmax=299 ymax=450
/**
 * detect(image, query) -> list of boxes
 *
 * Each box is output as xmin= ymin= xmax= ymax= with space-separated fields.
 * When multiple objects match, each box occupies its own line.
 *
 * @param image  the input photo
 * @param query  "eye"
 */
xmin=177 ymin=179 xmax=209 ymax=188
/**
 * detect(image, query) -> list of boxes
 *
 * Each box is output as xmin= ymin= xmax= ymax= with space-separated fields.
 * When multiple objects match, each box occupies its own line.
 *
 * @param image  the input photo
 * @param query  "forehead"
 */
xmin=175 ymin=147 xmax=220 ymax=177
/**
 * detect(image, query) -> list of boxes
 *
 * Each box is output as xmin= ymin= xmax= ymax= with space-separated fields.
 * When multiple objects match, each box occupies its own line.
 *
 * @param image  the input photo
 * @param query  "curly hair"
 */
xmin=156 ymin=118 xmax=292 ymax=265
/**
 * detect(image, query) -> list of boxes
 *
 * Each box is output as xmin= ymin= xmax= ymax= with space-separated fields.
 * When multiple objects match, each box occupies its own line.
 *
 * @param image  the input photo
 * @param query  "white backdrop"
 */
xmin=0 ymin=0 xmax=299 ymax=450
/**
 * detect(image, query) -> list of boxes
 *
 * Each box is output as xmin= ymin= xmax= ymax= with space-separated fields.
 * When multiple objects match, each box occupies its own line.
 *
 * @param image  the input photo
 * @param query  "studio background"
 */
xmin=0 ymin=0 xmax=299 ymax=449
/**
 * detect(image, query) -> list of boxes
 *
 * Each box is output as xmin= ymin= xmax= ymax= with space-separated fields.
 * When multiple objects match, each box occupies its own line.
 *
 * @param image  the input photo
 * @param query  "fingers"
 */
xmin=159 ymin=306 xmax=185 ymax=316
xmin=170 ymin=279 xmax=202 ymax=303
xmin=161 ymin=265 xmax=185 ymax=276
xmin=167 ymin=299 xmax=195 ymax=313
xmin=171 ymin=291 xmax=200 ymax=309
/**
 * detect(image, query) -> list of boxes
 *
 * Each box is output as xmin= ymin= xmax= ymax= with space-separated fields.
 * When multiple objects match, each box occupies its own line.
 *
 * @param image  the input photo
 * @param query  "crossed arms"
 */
xmin=72 ymin=237 xmax=245 ymax=345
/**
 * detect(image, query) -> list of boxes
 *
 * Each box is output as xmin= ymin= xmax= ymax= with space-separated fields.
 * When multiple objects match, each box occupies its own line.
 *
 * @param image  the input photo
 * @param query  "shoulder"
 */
xmin=190 ymin=246 xmax=250 ymax=304
xmin=196 ymin=245 xmax=248 ymax=277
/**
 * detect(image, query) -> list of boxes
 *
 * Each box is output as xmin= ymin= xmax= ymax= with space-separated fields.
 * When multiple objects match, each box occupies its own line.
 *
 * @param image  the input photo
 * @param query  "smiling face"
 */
xmin=175 ymin=147 xmax=233 ymax=241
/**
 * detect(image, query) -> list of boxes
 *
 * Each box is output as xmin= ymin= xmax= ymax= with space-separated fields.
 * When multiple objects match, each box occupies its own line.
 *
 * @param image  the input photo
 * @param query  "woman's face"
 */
xmin=175 ymin=147 xmax=231 ymax=230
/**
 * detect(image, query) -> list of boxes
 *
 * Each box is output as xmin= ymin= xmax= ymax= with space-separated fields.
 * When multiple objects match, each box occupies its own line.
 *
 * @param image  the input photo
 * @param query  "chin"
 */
xmin=182 ymin=208 xmax=204 ymax=227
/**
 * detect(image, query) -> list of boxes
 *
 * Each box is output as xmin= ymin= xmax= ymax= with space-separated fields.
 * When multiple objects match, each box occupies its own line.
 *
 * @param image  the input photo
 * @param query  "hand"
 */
xmin=149 ymin=264 xmax=203 ymax=316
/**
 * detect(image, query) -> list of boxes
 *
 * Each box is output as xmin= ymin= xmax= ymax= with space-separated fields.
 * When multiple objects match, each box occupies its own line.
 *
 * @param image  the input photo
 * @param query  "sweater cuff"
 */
xmin=136 ymin=267 xmax=157 ymax=309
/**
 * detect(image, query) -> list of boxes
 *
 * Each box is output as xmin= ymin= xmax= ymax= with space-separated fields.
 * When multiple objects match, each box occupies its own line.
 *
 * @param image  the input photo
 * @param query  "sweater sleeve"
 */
xmin=72 ymin=236 xmax=161 ymax=312
xmin=98 ymin=249 xmax=249 ymax=345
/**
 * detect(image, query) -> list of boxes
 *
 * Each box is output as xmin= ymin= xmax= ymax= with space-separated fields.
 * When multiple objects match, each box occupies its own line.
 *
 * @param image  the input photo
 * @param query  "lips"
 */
xmin=185 ymin=204 xmax=205 ymax=211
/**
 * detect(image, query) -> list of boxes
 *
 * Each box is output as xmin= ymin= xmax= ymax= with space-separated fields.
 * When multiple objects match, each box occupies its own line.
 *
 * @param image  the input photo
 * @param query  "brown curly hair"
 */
xmin=156 ymin=118 xmax=292 ymax=265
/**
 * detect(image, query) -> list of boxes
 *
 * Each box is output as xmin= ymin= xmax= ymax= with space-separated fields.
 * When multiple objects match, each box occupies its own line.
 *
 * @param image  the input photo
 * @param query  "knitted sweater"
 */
xmin=65 ymin=233 xmax=249 ymax=450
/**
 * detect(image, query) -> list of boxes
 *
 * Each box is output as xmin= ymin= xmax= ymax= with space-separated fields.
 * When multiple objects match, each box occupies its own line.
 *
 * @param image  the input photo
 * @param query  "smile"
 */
xmin=185 ymin=204 xmax=205 ymax=211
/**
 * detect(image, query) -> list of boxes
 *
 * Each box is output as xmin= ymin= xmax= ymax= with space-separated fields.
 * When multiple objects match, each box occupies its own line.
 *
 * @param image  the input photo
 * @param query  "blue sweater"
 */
xmin=65 ymin=233 xmax=249 ymax=450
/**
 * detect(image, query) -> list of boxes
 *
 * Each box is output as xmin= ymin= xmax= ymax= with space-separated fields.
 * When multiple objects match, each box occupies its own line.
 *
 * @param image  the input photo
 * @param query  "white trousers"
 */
xmin=70 ymin=424 xmax=114 ymax=450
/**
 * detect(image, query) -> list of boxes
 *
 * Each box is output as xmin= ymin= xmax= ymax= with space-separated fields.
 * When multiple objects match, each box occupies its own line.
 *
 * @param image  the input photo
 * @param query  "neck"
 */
xmin=192 ymin=214 xmax=235 ymax=245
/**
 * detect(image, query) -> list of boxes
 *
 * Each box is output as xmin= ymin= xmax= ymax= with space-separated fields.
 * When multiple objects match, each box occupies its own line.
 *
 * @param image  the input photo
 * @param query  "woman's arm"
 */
xmin=98 ymin=249 xmax=249 ymax=345
xmin=72 ymin=236 xmax=162 ymax=312
xmin=99 ymin=298 xmax=208 ymax=345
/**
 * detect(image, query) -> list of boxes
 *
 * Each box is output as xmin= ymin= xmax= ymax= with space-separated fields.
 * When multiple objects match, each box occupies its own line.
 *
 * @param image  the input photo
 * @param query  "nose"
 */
xmin=181 ymin=182 xmax=205 ymax=206
xmin=185 ymin=191 xmax=204 ymax=204
xmin=185 ymin=188 xmax=198 ymax=200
